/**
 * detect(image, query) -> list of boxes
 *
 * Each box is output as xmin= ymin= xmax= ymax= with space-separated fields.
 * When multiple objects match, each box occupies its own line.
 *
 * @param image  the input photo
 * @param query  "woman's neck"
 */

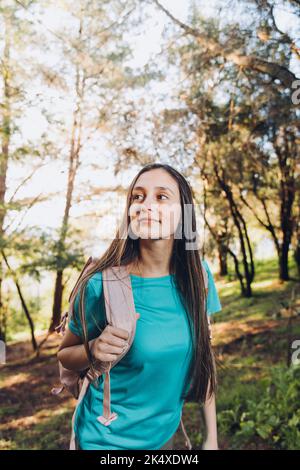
xmin=128 ymin=239 xmax=174 ymax=277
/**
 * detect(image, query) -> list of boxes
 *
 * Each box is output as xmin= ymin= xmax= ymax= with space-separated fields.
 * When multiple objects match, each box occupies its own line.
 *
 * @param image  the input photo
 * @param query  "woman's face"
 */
xmin=129 ymin=169 xmax=182 ymax=240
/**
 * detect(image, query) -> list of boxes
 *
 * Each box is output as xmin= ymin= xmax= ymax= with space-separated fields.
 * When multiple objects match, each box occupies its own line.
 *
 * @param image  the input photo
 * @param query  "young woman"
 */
xmin=58 ymin=163 xmax=222 ymax=450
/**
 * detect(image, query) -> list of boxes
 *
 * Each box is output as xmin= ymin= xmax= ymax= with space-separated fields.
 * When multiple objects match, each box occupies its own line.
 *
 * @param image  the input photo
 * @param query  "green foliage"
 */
xmin=218 ymin=364 xmax=300 ymax=449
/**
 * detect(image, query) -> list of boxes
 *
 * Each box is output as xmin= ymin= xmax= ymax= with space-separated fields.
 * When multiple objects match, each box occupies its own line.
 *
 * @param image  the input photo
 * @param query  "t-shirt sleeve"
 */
xmin=68 ymin=272 xmax=106 ymax=341
xmin=202 ymin=259 xmax=222 ymax=316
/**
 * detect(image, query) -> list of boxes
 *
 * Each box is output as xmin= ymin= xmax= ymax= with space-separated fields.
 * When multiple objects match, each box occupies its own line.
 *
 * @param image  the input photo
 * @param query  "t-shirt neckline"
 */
xmin=129 ymin=273 xmax=174 ymax=280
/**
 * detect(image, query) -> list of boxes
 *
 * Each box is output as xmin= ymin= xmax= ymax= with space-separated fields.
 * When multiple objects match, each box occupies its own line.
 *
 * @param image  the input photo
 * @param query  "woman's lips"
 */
xmin=138 ymin=218 xmax=160 ymax=223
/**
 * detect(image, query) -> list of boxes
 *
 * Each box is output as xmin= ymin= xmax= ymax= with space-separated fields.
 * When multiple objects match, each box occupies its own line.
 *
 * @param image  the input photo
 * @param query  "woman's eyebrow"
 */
xmin=132 ymin=185 xmax=175 ymax=195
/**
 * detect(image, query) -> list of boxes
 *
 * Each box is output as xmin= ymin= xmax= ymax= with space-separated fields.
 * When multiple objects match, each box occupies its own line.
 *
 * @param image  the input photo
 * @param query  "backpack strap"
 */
xmin=95 ymin=265 xmax=137 ymax=427
xmin=180 ymin=417 xmax=193 ymax=450
xmin=70 ymin=375 xmax=91 ymax=450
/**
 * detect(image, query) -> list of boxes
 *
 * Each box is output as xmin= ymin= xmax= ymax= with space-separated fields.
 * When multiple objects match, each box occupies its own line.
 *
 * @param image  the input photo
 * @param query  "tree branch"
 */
xmin=152 ymin=0 xmax=298 ymax=88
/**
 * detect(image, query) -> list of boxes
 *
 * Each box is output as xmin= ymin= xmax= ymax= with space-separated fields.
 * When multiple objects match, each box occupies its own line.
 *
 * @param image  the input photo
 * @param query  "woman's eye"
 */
xmin=132 ymin=194 xmax=168 ymax=201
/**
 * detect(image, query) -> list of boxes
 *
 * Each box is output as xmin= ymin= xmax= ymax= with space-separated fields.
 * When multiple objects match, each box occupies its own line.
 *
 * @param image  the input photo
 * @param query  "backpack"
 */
xmin=51 ymin=257 xmax=209 ymax=451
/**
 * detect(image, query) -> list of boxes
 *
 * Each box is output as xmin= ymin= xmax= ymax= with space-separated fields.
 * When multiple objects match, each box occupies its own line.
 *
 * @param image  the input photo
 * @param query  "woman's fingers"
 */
xmin=91 ymin=312 xmax=141 ymax=362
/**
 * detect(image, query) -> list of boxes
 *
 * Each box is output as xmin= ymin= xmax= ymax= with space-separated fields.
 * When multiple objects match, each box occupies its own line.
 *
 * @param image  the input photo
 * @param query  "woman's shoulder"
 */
xmin=89 ymin=270 xmax=103 ymax=282
xmin=201 ymin=258 xmax=222 ymax=315
xmin=84 ymin=271 xmax=103 ymax=298
xmin=201 ymin=258 xmax=214 ymax=280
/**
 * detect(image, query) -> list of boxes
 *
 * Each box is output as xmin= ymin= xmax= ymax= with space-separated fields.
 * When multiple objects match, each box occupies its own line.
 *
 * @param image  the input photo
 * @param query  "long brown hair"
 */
xmin=69 ymin=163 xmax=217 ymax=404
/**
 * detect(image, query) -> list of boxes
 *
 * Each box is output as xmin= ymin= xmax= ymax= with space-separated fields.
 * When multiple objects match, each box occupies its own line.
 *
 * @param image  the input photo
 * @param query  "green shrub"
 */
xmin=218 ymin=364 xmax=300 ymax=449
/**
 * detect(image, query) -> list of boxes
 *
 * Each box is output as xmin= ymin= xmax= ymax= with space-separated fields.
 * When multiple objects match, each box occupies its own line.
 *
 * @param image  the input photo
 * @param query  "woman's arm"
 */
xmin=57 ymin=323 xmax=130 ymax=372
xmin=57 ymin=327 xmax=97 ymax=371
xmin=202 ymin=313 xmax=218 ymax=448
xmin=202 ymin=377 xmax=219 ymax=450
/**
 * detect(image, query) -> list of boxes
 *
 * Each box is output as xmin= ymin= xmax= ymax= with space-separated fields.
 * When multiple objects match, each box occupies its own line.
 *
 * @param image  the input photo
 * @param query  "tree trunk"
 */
xmin=49 ymin=270 xmax=64 ymax=333
xmin=15 ymin=280 xmax=38 ymax=351
xmin=218 ymin=242 xmax=228 ymax=276
xmin=0 ymin=15 xmax=11 ymax=346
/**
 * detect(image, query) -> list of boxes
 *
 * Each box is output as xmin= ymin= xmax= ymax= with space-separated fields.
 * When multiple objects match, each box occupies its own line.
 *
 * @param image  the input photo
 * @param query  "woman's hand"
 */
xmin=202 ymin=438 xmax=219 ymax=450
xmin=90 ymin=324 xmax=129 ymax=363
xmin=90 ymin=312 xmax=140 ymax=363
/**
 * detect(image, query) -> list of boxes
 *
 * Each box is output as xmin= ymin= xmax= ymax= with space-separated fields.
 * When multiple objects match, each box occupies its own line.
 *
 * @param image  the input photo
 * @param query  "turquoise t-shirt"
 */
xmin=68 ymin=259 xmax=222 ymax=450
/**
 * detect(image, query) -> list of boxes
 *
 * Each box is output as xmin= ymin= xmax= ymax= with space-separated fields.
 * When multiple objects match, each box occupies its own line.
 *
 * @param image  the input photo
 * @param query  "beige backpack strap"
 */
xmin=69 ymin=375 xmax=91 ymax=450
xmin=97 ymin=364 xmax=118 ymax=426
xmin=96 ymin=265 xmax=137 ymax=427
xmin=180 ymin=416 xmax=193 ymax=450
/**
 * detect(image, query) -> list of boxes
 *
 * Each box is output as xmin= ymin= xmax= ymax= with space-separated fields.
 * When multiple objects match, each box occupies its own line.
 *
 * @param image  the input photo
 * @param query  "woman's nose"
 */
xmin=140 ymin=197 xmax=157 ymax=211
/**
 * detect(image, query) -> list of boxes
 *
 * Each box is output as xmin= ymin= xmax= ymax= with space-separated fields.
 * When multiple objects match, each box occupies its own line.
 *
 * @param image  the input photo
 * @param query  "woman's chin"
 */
xmin=137 ymin=228 xmax=170 ymax=240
